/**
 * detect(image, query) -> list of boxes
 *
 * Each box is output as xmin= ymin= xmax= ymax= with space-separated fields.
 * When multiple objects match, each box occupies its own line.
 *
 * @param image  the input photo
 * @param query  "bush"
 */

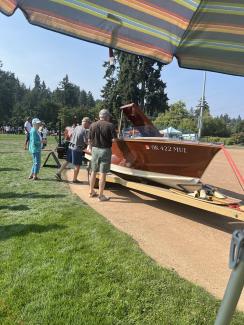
xmin=201 ymin=136 xmax=223 ymax=144
xmin=230 ymin=132 xmax=244 ymax=145
xmin=224 ymin=138 xmax=235 ymax=145
xmin=201 ymin=134 xmax=244 ymax=146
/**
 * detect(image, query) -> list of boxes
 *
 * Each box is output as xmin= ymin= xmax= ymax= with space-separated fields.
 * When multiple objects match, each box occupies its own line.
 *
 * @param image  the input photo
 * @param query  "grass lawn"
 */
xmin=0 ymin=134 xmax=243 ymax=325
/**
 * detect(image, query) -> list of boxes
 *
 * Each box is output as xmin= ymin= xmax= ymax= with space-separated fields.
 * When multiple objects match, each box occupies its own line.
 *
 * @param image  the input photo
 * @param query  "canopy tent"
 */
xmin=160 ymin=127 xmax=182 ymax=137
xmin=1 ymin=1 xmax=244 ymax=77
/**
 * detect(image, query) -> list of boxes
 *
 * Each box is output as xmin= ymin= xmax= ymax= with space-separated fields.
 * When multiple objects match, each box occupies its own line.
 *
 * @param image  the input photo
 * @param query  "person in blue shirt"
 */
xmin=29 ymin=118 xmax=42 ymax=180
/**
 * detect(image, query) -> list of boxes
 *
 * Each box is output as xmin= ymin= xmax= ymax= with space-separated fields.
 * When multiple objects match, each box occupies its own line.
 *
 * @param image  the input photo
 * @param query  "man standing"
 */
xmin=39 ymin=123 xmax=48 ymax=149
xmin=55 ymin=117 xmax=90 ymax=183
xmin=24 ymin=117 xmax=32 ymax=150
xmin=88 ymin=109 xmax=117 ymax=201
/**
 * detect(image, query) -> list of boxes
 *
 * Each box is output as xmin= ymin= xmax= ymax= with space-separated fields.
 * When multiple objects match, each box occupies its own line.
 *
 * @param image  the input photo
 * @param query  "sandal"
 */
xmin=33 ymin=177 xmax=40 ymax=181
xmin=98 ymin=195 xmax=110 ymax=202
xmin=89 ymin=191 xmax=98 ymax=198
xmin=28 ymin=175 xmax=33 ymax=179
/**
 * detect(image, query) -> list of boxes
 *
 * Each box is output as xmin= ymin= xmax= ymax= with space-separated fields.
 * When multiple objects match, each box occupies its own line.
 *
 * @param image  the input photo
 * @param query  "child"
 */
xmin=29 ymin=118 xmax=42 ymax=180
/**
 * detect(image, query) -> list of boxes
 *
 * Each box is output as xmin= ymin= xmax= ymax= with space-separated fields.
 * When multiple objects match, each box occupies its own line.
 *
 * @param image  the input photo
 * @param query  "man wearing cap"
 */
xmin=29 ymin=118 xmax=42 ymax=180
xmin=88 ymin=109 xmax=117 ymax=201
xmin=55 ymin=117 xmax=90 ymax=183
xmin=24 ymin=116 xmax=32 ymax=150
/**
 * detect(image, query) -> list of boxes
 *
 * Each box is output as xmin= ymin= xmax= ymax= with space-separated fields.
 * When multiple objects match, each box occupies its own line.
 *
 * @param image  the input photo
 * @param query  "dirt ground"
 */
xmin=66 ymin=148 xmax=244 ymax=311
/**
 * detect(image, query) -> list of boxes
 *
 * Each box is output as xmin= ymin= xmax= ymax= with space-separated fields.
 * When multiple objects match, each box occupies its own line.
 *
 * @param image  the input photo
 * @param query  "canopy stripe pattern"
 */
xmin=1 ymin=0 xmax=244 ymax=76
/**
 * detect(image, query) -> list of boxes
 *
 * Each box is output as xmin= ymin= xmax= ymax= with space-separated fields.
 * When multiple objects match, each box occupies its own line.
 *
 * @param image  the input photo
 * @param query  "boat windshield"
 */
xmin=122 ymin=125 xmax=160 ymax=138
xmin=119 ymin=103 xmax=162 ymax=138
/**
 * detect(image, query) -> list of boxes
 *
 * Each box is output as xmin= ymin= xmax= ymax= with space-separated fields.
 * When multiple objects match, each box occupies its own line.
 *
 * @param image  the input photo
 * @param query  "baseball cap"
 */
xmin=82 ymin=117 xmax=91 ymax=123
xmin=99 ymin=109 xmax=111 ymax=118
xmin=32 ymin=118 xmax=41 ymax=125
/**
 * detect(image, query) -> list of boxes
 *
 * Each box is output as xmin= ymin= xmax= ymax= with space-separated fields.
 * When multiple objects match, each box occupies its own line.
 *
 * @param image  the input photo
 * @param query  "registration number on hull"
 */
xmin=146 ymin=144 xmax=187 ymax=153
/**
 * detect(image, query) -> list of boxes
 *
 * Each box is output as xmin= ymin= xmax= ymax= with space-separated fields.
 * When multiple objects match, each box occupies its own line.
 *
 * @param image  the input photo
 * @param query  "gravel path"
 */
xmin=67 ymin=148 xmax=244 ymax=311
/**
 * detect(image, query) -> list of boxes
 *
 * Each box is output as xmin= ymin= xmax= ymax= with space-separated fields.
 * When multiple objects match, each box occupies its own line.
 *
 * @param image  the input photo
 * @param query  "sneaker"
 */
xmin=89 ymin=191 xmax=98 ymax=198
xmin=55 ymin=173 xmax=62 ymax=181
xmin=72 ymin=180 xmax=83 ymax=184
xmin=98 ymin=195 xmax=110 ymax=202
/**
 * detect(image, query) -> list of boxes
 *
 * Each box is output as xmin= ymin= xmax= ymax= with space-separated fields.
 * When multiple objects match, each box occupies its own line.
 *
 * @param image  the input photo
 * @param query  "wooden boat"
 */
xmin=86 ymin=103 xmax=222 ymax=190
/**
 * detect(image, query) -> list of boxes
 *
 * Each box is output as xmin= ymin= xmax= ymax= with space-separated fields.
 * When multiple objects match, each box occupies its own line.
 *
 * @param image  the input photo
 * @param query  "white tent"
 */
xmin=160 ymin=127 xmax=182 ymax=137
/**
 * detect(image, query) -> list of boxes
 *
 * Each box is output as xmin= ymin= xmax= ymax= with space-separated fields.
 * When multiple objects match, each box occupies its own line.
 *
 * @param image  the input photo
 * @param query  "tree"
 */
xmin=101 ymin=50 xmax=168 ymax=120
xmin=80 ymin=90 xmax=87 ymax=107
xmin=202 ymin=116 xmax=231 ymax=137
xmin=34 ymin=74 xmax=41 ymax=89
xmin=235 ymin=119 xmax=244 ymax=133
xmin=0 ymin=64 xmax=24 ymax=124
xmin=86 ymin=91 xmax=95 ymax=109
xmin=56 ymin=75 xmax=80 ymax=108
xmin=58 ymin=106 xmax=75 ymax=127
xmin=0 ymin=63 xmax=100 ymax=128
xmin=154 ymin=101 xmax=197 ymax=132
xmin=100 ymin=60 xmax=122 ymax=118
xmin=194 ymin=97 xmax=210 ymax=118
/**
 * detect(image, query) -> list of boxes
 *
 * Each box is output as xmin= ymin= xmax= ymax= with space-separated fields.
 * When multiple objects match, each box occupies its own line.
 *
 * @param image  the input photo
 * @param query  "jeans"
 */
xmin=31 ymin=152 xmax=41 ymax=174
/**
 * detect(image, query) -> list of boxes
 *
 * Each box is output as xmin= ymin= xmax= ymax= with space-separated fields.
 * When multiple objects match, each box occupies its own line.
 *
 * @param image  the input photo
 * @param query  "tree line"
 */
xmin=0 ymin=54 xmax=243 ymax=142
xmin=0 ymin=60 xmax=102 ymax=130
xmin=154 ymin=100 xmax=244 ymax=138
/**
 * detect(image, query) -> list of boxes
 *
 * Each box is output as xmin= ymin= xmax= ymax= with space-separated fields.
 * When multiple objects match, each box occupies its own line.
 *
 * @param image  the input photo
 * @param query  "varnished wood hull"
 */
xmin=112 ymin=138 xmax=221 ymax=178
xmin=85 ymin=138 xmax=222 ymax=189
xmin=116 ymin=138 xmax=222 ymax=188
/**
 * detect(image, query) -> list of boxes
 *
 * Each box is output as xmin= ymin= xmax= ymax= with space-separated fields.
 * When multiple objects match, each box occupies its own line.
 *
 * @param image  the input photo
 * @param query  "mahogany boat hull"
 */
xmin=85 ymin=138 xmax=222 ymax=189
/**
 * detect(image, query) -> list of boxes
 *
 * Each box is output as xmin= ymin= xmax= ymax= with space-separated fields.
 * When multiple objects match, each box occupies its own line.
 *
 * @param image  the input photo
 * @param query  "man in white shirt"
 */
xmin=24 ymin=117 xmax=32 ymax=150
xmin=39 ymin=123 xmax=48 ymax=149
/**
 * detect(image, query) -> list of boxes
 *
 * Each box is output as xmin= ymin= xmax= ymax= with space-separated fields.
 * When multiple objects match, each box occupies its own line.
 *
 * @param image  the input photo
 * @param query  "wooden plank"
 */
xmin=169 ymin=189 xmax=241 ymax=205
xmin=99 ymin=173 xmax=244 ymax=221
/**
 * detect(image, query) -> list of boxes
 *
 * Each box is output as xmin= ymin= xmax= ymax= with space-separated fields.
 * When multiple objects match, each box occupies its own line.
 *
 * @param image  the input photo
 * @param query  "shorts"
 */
xmin=91 ymin=147 xmax=111 ymax=173
xmin=67 ymin=148 xmax=83 ymax=166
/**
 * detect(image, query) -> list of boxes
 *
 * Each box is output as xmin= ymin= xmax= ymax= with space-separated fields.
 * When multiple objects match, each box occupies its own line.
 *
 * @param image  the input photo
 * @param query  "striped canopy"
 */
xmin=1 ymin=0 xmax=244 ymax=76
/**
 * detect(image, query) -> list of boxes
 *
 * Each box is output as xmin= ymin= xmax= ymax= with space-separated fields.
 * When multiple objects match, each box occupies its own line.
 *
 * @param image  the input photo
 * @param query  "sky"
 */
xmin=0 ymin=9 xmax=243 ymax=118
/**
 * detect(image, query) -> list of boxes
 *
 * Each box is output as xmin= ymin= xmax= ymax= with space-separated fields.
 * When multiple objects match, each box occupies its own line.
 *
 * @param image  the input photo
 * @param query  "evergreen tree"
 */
xmin=194 ymin=97 xmax=210 ymax=116
xmin=86 ymin=91 xmax=95 ymax=109
xmin=0 ymin=63 xmax=22 ymax=124
xmin=0 ymin=59 xmax=243 ymax=138
xmin=34 ymin=74 xmax=41 ymax=89
xmin=80 ymin=90 xmax=87 ymax=107
xmin=101 ymin=50 xmax=168 ymax=120
xmin=57 ymin=75 xmax=80 ymax=108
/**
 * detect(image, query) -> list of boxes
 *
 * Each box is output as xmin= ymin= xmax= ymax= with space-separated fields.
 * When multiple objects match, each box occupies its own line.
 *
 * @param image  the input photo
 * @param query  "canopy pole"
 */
xmin=214 ymin=230 xmax=244 ymax=325
xmin=198 ymin=71 xmax=207 ymax=140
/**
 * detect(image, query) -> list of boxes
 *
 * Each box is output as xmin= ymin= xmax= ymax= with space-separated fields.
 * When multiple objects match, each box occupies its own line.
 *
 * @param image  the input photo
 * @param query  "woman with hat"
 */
xmin=29 ymin=118 xmax=42 ymax=180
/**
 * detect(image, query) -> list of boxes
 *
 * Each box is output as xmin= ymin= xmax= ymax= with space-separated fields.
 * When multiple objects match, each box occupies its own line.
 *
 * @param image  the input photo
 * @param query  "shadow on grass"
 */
xmin=0 ymin=167 xmax=21 ymax=172
xmin=0 ymin=205 xmax=30 ymax=211
xmin=43 ymin=178 xmax=89 ymax=185
xmin=0 ymin=223 xmax=66 ymax=241
xmin=0 ymin=192 xmax=66 ymax=199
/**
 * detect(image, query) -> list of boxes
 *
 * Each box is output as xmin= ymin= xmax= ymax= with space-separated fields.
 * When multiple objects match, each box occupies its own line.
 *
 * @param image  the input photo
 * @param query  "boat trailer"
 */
xmin=93 ymin=172 xmax=244 ymax=221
